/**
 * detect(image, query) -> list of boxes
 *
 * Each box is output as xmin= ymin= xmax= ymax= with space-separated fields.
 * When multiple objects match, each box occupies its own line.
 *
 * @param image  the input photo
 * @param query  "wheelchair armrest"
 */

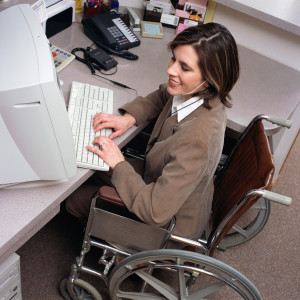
xmin=98 ymin=186 xmax=126 ymax=207
xmin=262 ymin=190 xmax=292 ymax=205
xmin=97 ymin=186 xmax=141 ymax=221
xmin=266 ymin=114 xmax=292 ymax=128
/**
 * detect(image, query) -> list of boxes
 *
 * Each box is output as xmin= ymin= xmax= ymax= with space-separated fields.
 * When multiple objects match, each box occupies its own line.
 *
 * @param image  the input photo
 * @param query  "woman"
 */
xmin=66 ymin=23 xmax=239 ymax=241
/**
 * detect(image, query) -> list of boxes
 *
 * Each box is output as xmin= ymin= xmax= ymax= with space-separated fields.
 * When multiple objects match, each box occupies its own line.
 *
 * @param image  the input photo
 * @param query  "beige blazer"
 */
xmin=111 ymin=84 xmax=227 ymax=240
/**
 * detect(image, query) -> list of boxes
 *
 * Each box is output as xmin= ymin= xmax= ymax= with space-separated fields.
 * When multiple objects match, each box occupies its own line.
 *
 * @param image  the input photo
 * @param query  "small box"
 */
xmin=42 ymin=0 xmax=75 ymax=38
xmin=149 ymin=0 xmax=174 ymax=14
xmin=175 ymin=9 xmax=190 ymax=19
xmin=184 ymin=1 xmax=207 ymax=23
xmin=176 ymin=22 xmax=190 ymax=34
xmin=143 ymin=3 xmax=163 ymax=23
xmin=83 ymin=3 xmax=101 ymax=18
xmin=160 ymin=13 xmax=179 ymax=28
xmin=141 ymin=21 xmax=163 ymax=39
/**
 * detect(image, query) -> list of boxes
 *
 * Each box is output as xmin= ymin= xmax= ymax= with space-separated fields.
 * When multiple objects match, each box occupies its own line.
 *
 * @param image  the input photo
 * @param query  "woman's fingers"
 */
xmin=92 ymin=113 xmax=136 ymax=140
xmin=86 ymin=136 xmax=125 ymax=169
xmin=93 ymin=113 xmax=114 ymax=131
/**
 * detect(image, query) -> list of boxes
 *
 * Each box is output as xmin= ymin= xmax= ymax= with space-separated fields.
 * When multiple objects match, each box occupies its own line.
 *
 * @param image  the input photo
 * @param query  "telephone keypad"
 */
xmin=107 ymin=26 xmax=129 ymax=46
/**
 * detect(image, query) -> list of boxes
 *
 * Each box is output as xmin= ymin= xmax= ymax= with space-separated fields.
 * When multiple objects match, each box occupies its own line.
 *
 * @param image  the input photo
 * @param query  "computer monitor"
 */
xmin=0 ymin=4 xmax=77 ymax=188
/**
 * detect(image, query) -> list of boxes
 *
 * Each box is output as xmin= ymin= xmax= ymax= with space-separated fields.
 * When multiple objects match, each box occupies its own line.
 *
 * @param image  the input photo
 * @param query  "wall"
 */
xmin=213 ymin=4 xmax=300 ymax=71
xmin=119 ymin=0 xmax=145 ymax=9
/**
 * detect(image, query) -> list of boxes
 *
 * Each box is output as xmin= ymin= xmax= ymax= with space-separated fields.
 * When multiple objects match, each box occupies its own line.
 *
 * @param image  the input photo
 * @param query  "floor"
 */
xmin=16 ymin=131 xmax=299 ymax=299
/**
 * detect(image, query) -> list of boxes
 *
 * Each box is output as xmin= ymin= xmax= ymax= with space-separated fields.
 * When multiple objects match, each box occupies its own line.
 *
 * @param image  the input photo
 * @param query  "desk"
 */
xmin=0 ymin=6 xmax=176 ymax=265
xmin=0 ymin=3 xmax=299 ymax=266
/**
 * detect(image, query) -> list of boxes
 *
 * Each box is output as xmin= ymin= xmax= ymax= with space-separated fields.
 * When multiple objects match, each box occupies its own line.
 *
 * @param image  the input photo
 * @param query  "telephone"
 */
xmin=82 ymin=11 xmax=141 ymax=52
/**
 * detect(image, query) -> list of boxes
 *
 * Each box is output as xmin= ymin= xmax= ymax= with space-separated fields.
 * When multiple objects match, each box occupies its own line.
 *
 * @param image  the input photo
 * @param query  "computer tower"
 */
xmin=0 ymin=253 xmax=22 ymax=300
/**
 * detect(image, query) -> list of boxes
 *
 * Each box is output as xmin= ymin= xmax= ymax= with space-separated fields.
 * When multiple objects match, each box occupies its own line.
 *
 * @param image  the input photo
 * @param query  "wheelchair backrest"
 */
xmin=208 ymin=119 xmax=275 ymax=255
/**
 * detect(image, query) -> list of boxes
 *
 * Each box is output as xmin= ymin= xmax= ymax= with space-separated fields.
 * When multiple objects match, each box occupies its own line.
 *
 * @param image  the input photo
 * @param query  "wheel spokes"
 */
xmin=178 ymin=268 xmax=188 ymax=298
xmin=232 ymin=225 xmax=251 ymax=239
xmin=135 ymin=270 xmax=178 ymax=300
xmin=116 ymin=291 xmax=166 ymax=299
xmin=189 ymin=281 xmax=225 ymax=299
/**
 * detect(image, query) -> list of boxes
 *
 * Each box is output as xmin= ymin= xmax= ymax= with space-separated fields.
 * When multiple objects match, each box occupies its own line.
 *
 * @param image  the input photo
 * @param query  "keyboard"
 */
xmin=68 ymin=81 xmax=113 ymax=171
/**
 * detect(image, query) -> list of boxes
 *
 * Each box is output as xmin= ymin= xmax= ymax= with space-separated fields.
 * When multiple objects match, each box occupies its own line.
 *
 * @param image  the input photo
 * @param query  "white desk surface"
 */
xmin=0 ymin=5 xmax=299 ymax=265
xmin=214 ymin=0 xmax=300 ymax=36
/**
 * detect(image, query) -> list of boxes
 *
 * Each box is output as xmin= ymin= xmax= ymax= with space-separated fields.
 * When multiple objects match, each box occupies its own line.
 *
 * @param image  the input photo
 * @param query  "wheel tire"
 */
xmin=60 ymin=279 xmax=73 ymax=300
xmin=108 ymin=249 xmax=261 ymax=300
xmin=219 ymin=198 xmax=271 ymax=250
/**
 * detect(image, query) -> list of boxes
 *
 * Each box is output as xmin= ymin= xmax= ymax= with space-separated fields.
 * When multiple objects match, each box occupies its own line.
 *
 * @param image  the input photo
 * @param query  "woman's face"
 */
xmin=167 ymin=45 xmax=207 ymax=100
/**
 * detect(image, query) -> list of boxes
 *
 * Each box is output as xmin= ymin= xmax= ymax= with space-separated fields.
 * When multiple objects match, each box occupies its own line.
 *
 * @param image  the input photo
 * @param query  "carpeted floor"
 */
xmin=17 ymin=131 xmax=299 ymax=299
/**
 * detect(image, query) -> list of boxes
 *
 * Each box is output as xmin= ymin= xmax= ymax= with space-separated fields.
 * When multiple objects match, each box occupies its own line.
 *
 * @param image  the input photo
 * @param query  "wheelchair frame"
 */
xmin=62 ymin=193 xmax=264 ymax=299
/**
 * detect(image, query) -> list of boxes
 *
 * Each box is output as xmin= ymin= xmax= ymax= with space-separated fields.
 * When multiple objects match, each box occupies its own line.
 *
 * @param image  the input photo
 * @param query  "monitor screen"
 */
xmin=0 ymin=4 xmax=77 ymax=188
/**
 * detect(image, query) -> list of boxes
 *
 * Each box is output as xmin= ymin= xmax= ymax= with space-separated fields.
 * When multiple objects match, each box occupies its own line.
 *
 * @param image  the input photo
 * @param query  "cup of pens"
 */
xmin=83 ymin=0 xmax=102 ymax=18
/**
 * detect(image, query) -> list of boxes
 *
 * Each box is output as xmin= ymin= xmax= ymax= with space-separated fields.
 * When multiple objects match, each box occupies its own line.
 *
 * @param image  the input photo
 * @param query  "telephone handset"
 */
xmin=82 ymin=11 xmax=141 ymax=52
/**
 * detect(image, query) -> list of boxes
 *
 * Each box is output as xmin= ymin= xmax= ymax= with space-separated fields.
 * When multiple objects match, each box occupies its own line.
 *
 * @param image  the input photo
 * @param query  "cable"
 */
xmin=71 ymin=46 xmax=137 ymax=93
xmin=95 ymin=41 xmax=139 ymax=61
xmin=71 ymin=47 xmax=94 ymax=72
xmin=94 ymin=73 xmax=137 ymax=93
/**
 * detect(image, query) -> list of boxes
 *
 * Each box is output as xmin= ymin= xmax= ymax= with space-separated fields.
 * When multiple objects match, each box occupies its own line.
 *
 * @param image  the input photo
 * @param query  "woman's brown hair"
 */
xmin=168 ymin=23 xmax=240 ymax=108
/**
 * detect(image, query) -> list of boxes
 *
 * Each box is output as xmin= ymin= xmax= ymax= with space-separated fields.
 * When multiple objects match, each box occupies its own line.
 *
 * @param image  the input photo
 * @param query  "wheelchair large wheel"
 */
xmin=108 ymin=249 xmax=261 ymax=299
xmin=219 ymin=198 xmax=271 ymax=250
xmin=60 ymin=278 xmax=102 ymax=300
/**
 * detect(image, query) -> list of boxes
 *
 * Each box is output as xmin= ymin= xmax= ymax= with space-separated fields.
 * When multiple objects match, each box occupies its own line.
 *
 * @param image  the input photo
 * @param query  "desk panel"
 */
xmin=214 ymin=0 xmax=300 ymax=36
xmin=228 ymin=46 xmax=300 ymax=135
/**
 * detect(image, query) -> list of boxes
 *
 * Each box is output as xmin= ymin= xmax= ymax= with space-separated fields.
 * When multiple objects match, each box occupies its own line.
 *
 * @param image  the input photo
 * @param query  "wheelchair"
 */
xmin=60 ymin=114 xmax=292 ymax=300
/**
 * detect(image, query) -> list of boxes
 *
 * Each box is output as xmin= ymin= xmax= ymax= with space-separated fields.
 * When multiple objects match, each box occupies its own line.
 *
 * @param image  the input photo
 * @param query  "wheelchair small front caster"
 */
xmin=60 ymin=278 xmax=102 ymax=300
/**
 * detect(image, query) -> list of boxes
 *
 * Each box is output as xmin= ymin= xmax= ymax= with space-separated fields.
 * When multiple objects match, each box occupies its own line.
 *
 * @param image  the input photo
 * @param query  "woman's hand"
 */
xmin=93 ymin=112 xmax=136 ymax=139
xmin=86 ymin=136 xmax=124 ymax=169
